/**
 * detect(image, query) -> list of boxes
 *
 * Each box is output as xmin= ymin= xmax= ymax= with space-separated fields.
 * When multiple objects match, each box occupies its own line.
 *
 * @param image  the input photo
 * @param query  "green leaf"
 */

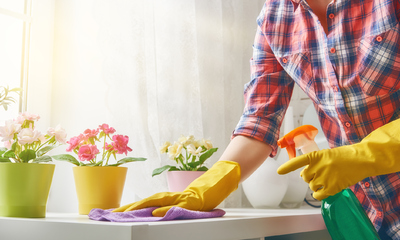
xmin=19 ymin=149 xmax=37 ymax=163
xmin=187 ymin=161 xmax=201 ymax=169
xmin=197 ymin=166 xmax=209 ymax=171
xmin=37 ymin=146 xmax=57 ymax=157
xmin=152 ymin=165 xmax=174 ymax=177
xmin=51 ymin=154 xmax=80 ymax=166
xmin=31 ymin=155 xmax=52 ymax=163
xmin=83 ymin=162 xmax=97 ymax=166
xmin=11 ymin=142 xmax=17 ymax=151
xmin=0 ymin=157 xmax=11 ymax=162
xmin=0 ymin=147 xmax=7 ymax=153
xmin=198 ymin=148 xmax=218 ymax=165
xmin=95 ymin=160 xmax=104 ymax=166
xmin=99 ymin=131 xmax=105 ymax=139
xmin=3 ymin=150 xmax=15 ymax=158
xmin=168 ymin=166 xmax=180 ymax=171
xmin=110 ymin=157 xmax=147 ymax=167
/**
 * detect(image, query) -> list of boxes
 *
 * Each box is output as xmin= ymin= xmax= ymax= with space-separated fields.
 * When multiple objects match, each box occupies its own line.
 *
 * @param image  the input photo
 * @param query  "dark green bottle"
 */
xmin=322 ymin=188 xmax=380 ymax=240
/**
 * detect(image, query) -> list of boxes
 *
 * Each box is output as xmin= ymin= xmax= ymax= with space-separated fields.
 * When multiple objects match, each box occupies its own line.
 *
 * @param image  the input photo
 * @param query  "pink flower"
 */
xmin=15 ymin=112 xmax=40 ymax=124
xmin=47 ymin=124 xmax=67 ymax=144
xmin=78 ymin=133 xmax=89 ymax=143
xmin=66 ymin=136 xmax=82 ymax=152
xmin=98 ymin=124 xmax=116 ymax=135
xmin=104 ymin=143 xmax=113 ymax=151
xmin=78 ymin=144 xmax=99 ymax=162
xmin=3 ymin=140 xmax=13 ymax=149
xmin=111 ymin=135 xmax=132 ymax=155
xmin=83 ymin=129 xmax=99 ymax=138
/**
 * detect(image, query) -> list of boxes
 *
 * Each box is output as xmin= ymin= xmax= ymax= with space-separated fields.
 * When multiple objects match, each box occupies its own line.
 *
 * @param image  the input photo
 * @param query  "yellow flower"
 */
xmin=167 ymin=142 xmax=183 ymax=160
xmin=159 ymin=141 xmax=171 ymax=154
xmin=201 ymin=139 xmax=213 ymax=150
xmin=178 ymin=135 xmax=195 ymax=146
xmin=193 ymin=140 xmax=202 ymax=148
xmin=187 ymin=144 xmax=202 ymax=156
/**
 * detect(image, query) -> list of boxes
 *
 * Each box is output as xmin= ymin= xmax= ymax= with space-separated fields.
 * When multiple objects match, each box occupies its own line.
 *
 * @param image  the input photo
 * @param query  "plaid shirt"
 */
xmin=234 ymin=0 xmax=400 ymax=237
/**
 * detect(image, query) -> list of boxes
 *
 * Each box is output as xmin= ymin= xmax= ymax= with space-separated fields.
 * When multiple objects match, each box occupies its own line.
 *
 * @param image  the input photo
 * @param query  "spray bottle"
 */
xmin=277 ymin=125 xmax=380 ymax=240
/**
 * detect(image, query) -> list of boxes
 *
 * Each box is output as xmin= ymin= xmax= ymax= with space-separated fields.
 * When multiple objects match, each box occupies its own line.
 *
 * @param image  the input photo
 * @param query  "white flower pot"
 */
xmin=276 ymin=150 xmax=309 ymax=208
xmin=242 ymin=158 xmax=288 ymax=208
xmin=279 ymin=168 xmax=309 ymax=208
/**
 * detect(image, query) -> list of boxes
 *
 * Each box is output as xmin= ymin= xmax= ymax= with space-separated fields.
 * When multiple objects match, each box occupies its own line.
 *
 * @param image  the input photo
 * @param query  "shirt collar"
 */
xmin=290 ymin=0 xmax=301 ymax=11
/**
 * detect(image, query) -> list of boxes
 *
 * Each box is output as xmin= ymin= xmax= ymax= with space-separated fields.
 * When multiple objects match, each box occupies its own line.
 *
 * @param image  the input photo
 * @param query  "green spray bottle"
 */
xmin=277 ymin=125 xmax=380 ymax=240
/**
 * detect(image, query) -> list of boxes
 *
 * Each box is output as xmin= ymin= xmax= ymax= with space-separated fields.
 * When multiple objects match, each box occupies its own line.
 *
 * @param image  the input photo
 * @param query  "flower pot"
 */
xmin=276 ymin=149 xmax=309 ymax=208
xmin=0 ymin=163 xmax=55 ymax=218
xmin=166 ymin=171 xmax=205 ymax=192
xmin=73 ymin=166 xmax=127 ymax=214
xmin=242 ymin=158 xmax=288 ymax=208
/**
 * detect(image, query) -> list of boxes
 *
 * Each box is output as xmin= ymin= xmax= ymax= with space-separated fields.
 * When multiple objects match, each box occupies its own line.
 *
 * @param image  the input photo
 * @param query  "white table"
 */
xmin=0 ymin=208 xmax=328 ymax=240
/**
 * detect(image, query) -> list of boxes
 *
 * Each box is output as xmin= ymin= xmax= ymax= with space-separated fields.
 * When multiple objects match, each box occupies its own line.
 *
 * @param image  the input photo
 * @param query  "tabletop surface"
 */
xmin=0 ymin=207 xmax=326 ymax=240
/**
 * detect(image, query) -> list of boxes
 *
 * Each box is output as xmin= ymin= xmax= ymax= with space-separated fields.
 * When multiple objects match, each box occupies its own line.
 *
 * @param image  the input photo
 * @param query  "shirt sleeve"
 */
xmin=232 ymin=11 xmax=295 ymax=157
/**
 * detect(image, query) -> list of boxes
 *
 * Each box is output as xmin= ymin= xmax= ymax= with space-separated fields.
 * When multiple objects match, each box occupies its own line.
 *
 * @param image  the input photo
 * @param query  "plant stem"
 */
xmin=101 ymin=134 xmax=107 ymax=164
xmin=36 ymin=137 xmax=52 ymax=152
xmin=178 ymin=155 xmax=188 ymax=170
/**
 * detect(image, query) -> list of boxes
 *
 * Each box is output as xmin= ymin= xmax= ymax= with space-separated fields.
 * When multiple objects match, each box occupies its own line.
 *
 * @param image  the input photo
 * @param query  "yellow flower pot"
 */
xmin=0 ymin=163 xmax=55 ymax=218
xmin=73 ymin=166 xmax=127 ymax=214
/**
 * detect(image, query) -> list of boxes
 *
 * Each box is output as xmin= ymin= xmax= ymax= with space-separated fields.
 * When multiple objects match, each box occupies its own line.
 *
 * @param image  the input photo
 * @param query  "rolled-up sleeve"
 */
xmin=233 ymin=20 xmax=294 ymax=157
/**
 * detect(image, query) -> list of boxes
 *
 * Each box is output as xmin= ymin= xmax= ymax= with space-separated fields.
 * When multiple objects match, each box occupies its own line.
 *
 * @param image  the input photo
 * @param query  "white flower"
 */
xmin=17 ymin=127 xmax=43 ymax=145
xmin=159 ymin=141 xmax=171 ymax=154
xmin=201 ymin=139 xmax=213 ymax=150
xmin=47 ymin=124 xmax=67 ymax=144
xmin=178 ymin=135 xmax=194 ymax=146
xmin=0 ymin=120 xmax=21 ymax=142
xmin=187 ymin=144 xmax=202 ymax=156
xmin=167 ymin=142 xmax=183 ymax=160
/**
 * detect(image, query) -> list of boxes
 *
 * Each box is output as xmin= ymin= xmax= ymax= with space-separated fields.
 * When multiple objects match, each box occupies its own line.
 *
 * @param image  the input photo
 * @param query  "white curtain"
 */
xmin=48 ymin=0 xmax=265 ymax=212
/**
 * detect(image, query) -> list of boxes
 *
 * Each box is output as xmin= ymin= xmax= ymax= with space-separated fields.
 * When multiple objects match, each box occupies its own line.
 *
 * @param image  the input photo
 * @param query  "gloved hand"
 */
xmin=277 ymin=119 xmax=400 ymax=201
xmin=112 ymin=160 xmax=241 ymax=217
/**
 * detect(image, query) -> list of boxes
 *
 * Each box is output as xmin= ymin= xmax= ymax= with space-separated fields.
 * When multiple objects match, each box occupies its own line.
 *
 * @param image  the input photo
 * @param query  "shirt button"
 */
xmin=376 ymin=36 xmax=383 ymax=42
xmin=282 ymin=58 xmax=288 ymax=63
xmin=345 ymin=122 xmax=351 ymax=128
xmin=364 ymin=182 xmax=370 ymax=188
xmin=377 ymin=212 xmax=382 ymax=217
xmin=329 ymin=13 xmax=335 ymax=19
xmin=330 ymin=47 xmax=336 ymax=53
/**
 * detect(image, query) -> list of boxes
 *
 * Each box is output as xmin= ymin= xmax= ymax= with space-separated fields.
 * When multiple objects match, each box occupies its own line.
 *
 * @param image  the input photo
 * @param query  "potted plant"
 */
xmin=0 ymin=112 xmax=66 ymax=218
xmin=0 ymin=85 xmax=22 ymax=111
xmin=52 ymin=124 xmax=146 ymax=214
xmin=153 ymin=135 xmax=218 ymax=192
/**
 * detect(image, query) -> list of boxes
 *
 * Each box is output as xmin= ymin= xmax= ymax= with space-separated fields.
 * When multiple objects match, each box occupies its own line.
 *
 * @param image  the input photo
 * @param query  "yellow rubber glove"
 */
xmin=277 ymin=118 xmax=400 ymax=201
xmin=112 ymin=160 xmax=241 ymax=217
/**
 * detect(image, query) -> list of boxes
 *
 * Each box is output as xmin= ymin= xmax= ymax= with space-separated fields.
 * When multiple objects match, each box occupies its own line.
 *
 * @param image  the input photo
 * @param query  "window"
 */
xmin=0 ymin=0 xmax=32 ymax=122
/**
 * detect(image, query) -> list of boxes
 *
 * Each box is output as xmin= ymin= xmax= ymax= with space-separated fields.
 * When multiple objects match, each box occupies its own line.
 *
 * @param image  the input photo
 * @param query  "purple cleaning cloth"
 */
xmin=88 ymin=207 xmax=226 ymax=222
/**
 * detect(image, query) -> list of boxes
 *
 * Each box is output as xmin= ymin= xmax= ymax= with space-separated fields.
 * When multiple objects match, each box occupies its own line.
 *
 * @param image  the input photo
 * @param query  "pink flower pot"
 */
xmin=166 ymin=171 xmax=205 ymax=192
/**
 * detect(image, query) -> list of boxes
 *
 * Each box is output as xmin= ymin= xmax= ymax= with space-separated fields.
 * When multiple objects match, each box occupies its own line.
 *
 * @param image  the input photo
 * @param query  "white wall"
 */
xmin=27 ymin=0 xmax=312 ymax=213
xmin=27 ymin=0 xmax=55 ymax=129
xmin=45 ymin=0 xmax=268 ymax=212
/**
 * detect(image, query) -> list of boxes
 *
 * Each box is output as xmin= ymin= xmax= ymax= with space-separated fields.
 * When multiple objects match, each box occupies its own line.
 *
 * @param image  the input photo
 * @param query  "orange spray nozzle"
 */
xmin=277 ymin=125 xmax=319 ymax=159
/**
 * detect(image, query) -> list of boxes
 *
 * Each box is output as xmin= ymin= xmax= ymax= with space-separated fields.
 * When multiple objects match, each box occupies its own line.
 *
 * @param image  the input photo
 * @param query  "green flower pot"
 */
xmin=0 ymin=163 xmax=55 ymax=218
